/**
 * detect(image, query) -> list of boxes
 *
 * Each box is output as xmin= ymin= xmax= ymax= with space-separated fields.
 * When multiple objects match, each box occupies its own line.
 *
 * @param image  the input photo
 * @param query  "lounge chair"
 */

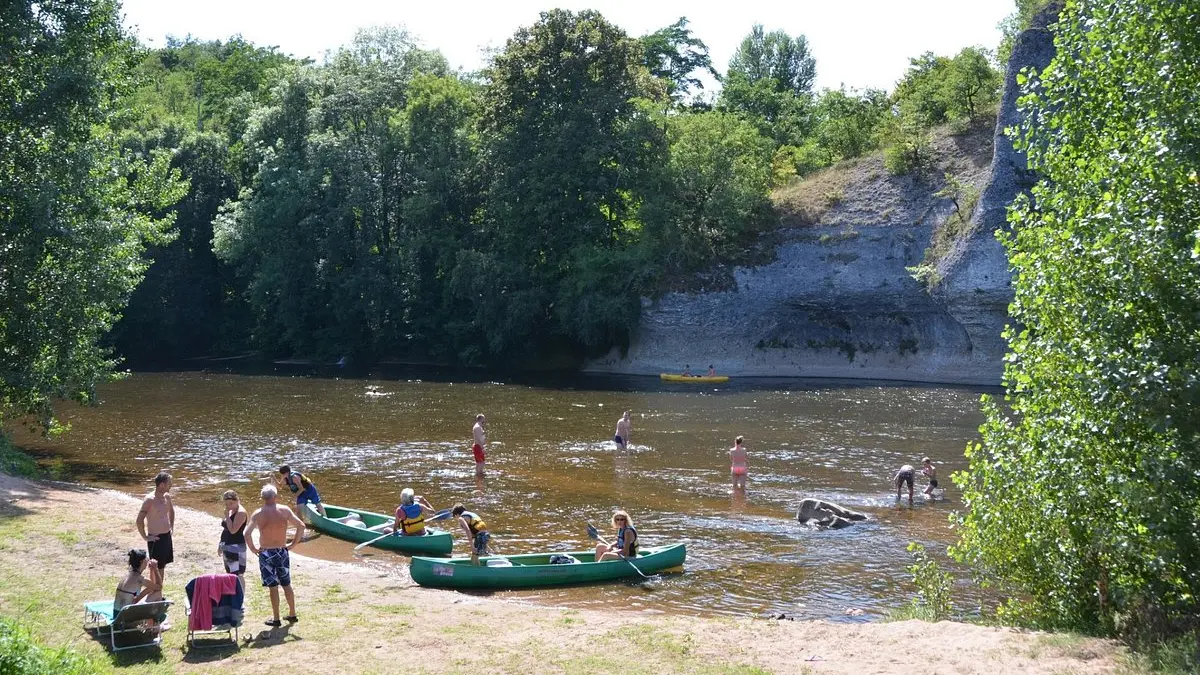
xmin=82 ymin=599 xmax=172 ymax=652
xmin=184 ymin=574 xmax=243 ymax=648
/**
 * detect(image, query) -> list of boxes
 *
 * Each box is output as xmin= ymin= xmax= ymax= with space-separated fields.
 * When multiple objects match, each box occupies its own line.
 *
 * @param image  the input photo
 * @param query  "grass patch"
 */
xmin=773 ymin=158 xmax=860 ymax=227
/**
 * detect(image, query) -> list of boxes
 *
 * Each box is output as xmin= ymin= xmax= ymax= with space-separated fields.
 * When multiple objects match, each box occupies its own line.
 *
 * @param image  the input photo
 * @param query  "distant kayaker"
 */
xmin=472 ymin=414 xmax=487 ymax=475
xmin=681 ymin=364 xmax=692 ymax=376
xmin=451 ymin=504 xmax=491 ymax=565
xmin=595 ymin=510 xmax=638 ymax=561
xmin=614 ymin=410 xmax=632 ymax=450
xmin=135 ymin=472 xmax=175 ymax=587
xmin=730 ymin=436 xmax=748 ymax=489
xmin=276 ymin=465 xmax=326 ymax=520
xmin=244 ymin=484 xmax=306 ymax=627
xmin=390 ymin=488 xmax=438 ymax=536
xmin=922 ymin=457 xmax=939 ymax=498
xmin=707 ymin=365 xmax=717 ymax=377
xmin=894 ymin=464 xmax=916 ymax=504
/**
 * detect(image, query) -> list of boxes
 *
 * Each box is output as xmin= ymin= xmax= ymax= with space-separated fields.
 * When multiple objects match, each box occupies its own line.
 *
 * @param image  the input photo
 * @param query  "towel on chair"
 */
xmin=188 ymin=574 xmax=238 ymax=631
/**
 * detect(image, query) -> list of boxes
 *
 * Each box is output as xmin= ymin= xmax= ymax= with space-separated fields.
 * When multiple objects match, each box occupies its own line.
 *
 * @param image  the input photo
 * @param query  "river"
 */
xmin=18 ymin=370 xmax=990 ymax=621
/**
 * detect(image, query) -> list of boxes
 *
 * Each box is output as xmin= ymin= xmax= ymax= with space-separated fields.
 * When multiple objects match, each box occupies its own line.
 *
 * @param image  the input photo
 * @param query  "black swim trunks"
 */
xmin=929 ymin=479 xmax=939 ymax=488
xmin=147 ymin=531 xmax=174 ymax=569
xmin=897 ymin=470 xmax=914 ymax=489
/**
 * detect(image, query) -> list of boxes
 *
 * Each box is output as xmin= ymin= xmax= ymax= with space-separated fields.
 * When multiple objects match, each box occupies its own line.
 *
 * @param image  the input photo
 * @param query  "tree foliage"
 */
xmin=719 ymin=25 xmax=816 ymax=146
xmin=640 ymin=17 xmax=718 ymax=105
xmin=953 ymin=0 xmax=1200 ymax=638
xmin=0 ymin=0 xmax=185 ymax=429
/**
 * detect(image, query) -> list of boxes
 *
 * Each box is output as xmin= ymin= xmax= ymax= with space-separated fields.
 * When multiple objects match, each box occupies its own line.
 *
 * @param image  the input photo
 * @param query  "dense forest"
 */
xmin=4 ymin=0 xmax=1198 ymax=661
xmin=88 ymin=12 xmax=1002 ymax=369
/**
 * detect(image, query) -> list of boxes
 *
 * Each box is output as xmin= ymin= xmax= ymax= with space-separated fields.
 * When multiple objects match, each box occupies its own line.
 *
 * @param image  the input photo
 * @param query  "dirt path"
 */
xmin=0 ymin=473 xmax=1127 ymax=674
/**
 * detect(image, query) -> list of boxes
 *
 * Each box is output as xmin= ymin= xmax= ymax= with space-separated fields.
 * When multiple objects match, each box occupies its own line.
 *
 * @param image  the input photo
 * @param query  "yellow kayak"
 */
xmin=660 ymin=373 xmax=730 ymax=383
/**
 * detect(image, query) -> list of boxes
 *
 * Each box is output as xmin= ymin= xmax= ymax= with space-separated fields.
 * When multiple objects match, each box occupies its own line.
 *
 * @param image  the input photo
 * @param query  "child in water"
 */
xmin=922 ymin=457 xmax=939 ymax=499
xmin=729 ymin=436 xmax=748 ymax=489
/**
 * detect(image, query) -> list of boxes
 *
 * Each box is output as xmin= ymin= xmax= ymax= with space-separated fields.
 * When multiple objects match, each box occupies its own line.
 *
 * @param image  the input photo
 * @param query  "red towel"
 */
xmin=189 ymin=574 xmax=238 ymax=631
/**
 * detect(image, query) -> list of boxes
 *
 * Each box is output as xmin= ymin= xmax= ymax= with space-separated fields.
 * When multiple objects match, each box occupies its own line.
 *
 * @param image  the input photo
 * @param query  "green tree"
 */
xmin=953 ymin=0 xmax=1200 ymax=638
xmin=719 ymin=25 xmax=817 ymax=146
xmin=0 ymin=0 xmax=185 ymax=429
xmin=813 ymin=87 xmax=891 ymax=163
xmin=893 ymin=51 xmax=953 ymax=127
xmin=640 ymin=17 xmax=718 ymax=105
xmin=477 ymin=9 xmax=664 ymax=360
xmin=944 ymin=47 xmax=1001 ymax=121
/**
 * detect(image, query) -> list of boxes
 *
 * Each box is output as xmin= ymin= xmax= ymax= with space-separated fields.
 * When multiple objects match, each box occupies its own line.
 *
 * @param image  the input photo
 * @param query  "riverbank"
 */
xmin=0 ymin=472 xmax=1130 ymax=673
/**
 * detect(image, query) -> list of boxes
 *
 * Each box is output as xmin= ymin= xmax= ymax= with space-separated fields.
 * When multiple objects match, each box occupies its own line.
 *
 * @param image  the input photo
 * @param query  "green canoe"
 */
xmin=409 ymin=544 xmax=686 ymax=589
xmin=305 ymin=503 xmax=453 ymax=556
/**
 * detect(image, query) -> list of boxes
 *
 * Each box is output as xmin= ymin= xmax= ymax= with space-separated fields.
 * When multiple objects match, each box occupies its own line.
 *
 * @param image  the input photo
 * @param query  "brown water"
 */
xmin=19 ymin=371 xmax=989 ymax=620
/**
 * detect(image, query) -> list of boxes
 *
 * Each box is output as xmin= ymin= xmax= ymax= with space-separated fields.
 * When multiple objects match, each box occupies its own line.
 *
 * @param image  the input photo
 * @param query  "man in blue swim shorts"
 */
xmin=245 ymin=484 xmax=307 ymax=627
xmin=277 ymin=464 xmax=326 ymax=520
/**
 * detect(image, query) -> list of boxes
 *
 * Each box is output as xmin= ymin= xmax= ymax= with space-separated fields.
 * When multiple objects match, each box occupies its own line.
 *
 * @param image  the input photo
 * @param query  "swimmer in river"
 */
xmin=730 ymin=436 xmax=748 ymax=489
xmin=472 ymin=414 xmax=487 ymax=476
xmin=614 ymin=410 xmax=631 ymax=450
xmin=894 ymin=464 xmax=916 ymax=504
xmin=922 ymin=457 xmax=939 ymax=498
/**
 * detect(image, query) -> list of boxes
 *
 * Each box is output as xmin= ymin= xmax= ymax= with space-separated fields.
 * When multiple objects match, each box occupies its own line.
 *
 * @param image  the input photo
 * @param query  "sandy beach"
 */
xmin=0 ymin=472 xmax=1129 ymax=674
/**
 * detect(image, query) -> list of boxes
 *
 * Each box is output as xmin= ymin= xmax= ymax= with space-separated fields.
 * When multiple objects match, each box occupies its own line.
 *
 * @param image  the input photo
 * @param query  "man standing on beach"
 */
xmin=614 ymin=411 xmax=632 ymax=450
xmin=472 ymin=414 xmax=487 ymax=475
xmin=244 ymin=484 xmax=306 ymax=627
xmin=135 ymin=472 xmax=175 ymax=584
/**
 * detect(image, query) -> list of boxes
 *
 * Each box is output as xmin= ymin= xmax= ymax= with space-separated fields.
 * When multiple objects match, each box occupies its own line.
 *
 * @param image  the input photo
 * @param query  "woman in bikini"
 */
xmin=730 ymin=436 xmax=748 ymax=489
xmin=115 ymin=549 xmax=163 ymax=611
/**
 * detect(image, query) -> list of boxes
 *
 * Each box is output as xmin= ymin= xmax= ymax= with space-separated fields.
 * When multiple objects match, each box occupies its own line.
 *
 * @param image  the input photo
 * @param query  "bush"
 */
xmin=890 ymin=543 xmax=955 ymax=622
xmin=0 ymin=618 xmax=98 ymax=675
xmin=0 ymin=434 xmax=39 ymax=478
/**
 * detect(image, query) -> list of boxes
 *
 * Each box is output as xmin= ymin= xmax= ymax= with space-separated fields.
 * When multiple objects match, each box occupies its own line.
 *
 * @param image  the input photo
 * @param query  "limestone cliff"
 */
xmin=586 ymin=14 xmax=1059 ymax=386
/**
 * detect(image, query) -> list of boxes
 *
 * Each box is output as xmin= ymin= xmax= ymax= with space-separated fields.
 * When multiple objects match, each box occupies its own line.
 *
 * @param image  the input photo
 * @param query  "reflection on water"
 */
xmin=18 ymin=371 xmax=990 ymax=620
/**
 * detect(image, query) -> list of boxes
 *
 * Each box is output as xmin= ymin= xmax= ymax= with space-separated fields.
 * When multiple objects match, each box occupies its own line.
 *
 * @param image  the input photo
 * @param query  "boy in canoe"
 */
xmin=451 ymin=504 xmax=491 ymax=565
xmin=276 ymin=465 xmax=326 ymax=520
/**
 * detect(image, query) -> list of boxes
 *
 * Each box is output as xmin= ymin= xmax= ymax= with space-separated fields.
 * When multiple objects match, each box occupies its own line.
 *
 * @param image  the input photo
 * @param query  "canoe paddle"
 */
xmin=352 ymin=508 xmax=453 ymax=553
xmin=586 ymin=522 xmax=651 ymax=580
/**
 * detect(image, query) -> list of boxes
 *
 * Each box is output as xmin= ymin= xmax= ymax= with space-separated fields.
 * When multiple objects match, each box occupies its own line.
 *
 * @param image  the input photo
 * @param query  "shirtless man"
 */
xmin=894 ymin=464 xmax=916 ymax=505
xmin=614 ymin=411 xmax=632 ymax=450
xmin=244 ymin=484 xmax=306 ymax=627
xmin=135 ymin=472 xmax=176 ymax=583
xmin=921 ymin=457 xmax=939 ymax=498
xmin=472 ymin=414 xmax=487 ymax=475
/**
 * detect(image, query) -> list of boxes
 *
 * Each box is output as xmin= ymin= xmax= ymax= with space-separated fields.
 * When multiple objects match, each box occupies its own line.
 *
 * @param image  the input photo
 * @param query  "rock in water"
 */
xmin=795 ymin=498 xmax=869 ymax=530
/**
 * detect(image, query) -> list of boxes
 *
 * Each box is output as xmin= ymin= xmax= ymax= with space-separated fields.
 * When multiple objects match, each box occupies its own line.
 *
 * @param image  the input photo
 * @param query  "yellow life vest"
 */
xmin=462 ymin=511 xmax=487 ymax=534
xmin=398 ymin=503 xmax=425 ymax=535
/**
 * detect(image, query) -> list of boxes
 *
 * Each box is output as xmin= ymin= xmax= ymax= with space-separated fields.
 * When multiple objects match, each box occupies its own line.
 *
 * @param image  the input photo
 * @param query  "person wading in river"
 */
xmin=276 ymin=464 xmax=326 ymax=520
xmin=135 ymin=472 xmax=175 ymax=586
xmin=472 ymin=414 xmax=487 ymax=476
xmin=614 ymin=410 xmax=632 ymax=450
xmin=244 ymin=484 xmax=306 ymax=627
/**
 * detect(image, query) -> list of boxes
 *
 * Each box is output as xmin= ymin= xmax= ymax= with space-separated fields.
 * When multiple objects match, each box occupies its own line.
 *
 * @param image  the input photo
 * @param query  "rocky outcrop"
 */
xmin=586 ymin=13 xmax=1059 ymax=386
xmin=934 ymin=2 xmax=1062 ymax=368
xmin=795 ymin=498 xmax=869 ymax=530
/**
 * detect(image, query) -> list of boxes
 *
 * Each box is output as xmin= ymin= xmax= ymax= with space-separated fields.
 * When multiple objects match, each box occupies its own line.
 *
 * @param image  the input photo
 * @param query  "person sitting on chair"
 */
xmin=115 ymin=549 xmax=163 ymax=612
xmin=595 ymin=510 xmax=638 ymax=561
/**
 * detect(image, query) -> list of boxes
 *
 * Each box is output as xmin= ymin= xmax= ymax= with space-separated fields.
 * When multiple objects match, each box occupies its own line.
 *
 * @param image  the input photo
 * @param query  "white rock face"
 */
xmin=587 ymin=11 xmax=1061 ymax=387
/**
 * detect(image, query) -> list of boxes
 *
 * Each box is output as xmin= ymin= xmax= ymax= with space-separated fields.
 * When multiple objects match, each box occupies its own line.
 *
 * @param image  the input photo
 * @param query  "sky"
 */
xmin=119 ymin=0 xmax=1014 ymax=92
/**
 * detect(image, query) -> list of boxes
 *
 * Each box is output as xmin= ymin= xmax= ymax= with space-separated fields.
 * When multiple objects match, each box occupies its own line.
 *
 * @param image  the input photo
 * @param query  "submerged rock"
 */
xmin=795 ymin=498 xmax=869 ymax=530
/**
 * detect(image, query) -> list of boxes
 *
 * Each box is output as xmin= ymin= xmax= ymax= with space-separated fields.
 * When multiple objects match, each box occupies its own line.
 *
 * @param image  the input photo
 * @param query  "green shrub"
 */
xmin=0 ymin=618 xmax=98 ymax=675
xmin=890 ymin=543 xmax=954 ymax=622
xmin=0 ymin=435 xmax=39 ymax=478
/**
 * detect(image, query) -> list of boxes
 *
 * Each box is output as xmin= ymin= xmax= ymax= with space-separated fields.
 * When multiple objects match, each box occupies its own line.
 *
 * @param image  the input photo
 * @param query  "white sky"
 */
xmin=120 ymin=0 xmax=1014 ymax=92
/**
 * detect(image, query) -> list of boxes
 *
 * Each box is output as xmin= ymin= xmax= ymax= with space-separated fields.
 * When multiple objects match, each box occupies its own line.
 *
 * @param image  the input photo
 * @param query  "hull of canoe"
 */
xmin=305 ymin=503 xmax=453 ymax=555
xmin=659 ymin=374 xmax=730 ymax=383
xmin=410 ymin=544 xmax=686 ymax=589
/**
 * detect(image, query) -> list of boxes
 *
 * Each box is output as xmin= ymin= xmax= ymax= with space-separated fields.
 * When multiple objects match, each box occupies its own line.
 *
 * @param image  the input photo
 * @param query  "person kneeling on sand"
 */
xmin=245 ymin=484 xmax=306 ymax=627
xmin=452 ymin=504 xmax=491 ymax=565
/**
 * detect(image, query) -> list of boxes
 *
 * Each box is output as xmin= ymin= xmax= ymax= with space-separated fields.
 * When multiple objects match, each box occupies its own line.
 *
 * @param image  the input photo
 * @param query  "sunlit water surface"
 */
xmin=20 ymin=371 xmax=990 ymax=620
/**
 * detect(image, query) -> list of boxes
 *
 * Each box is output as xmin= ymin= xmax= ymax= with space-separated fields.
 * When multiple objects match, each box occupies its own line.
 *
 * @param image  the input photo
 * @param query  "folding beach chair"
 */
xmin=184 ymin=574 xmax=244 ymax=648
xmin=82 ymin=599 xmax=172 ymax=652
